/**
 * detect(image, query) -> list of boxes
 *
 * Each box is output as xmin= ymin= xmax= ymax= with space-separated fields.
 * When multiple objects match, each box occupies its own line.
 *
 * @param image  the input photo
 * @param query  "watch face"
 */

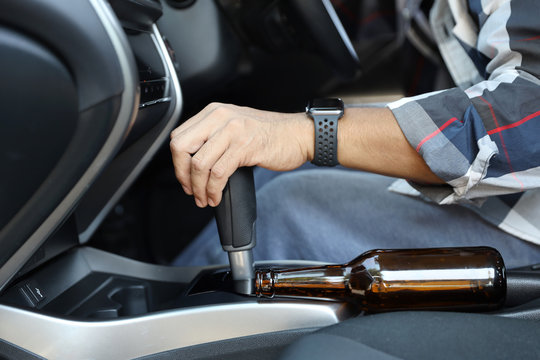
xmin=306 ymin=98 xmax=344 ymax=117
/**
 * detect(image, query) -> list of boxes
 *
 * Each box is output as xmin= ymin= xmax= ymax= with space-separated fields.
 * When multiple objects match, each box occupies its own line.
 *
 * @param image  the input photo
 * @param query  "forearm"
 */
xmin=170 ymin=103 xmax=443 ymax=208
xmin=305 ymin=107 xmax=444 ymax=184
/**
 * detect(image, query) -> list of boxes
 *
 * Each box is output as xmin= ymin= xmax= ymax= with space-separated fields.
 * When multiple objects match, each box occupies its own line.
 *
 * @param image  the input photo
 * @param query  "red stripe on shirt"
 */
xmin=487 ymin=110 xmax=540 ymax=135
xmin=416 ymin=117 xmax=459 ymax=152
xmin=480 ymin=96 xmax=524 ymax=191
xmin=516 ymin=35 xmax=540 ymax=42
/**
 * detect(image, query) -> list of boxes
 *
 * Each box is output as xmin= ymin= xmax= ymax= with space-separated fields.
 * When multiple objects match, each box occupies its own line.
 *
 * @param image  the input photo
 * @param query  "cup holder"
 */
xmin=59 ymin=274 xmax=184 ymax=319
xmin=110 ymin=285 xmax=148 ymax=317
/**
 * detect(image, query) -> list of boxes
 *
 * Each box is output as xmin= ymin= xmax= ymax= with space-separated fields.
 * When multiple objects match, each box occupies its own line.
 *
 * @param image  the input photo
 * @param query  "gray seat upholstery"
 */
xmin=280 ymin=311 xmax=540 ymax=360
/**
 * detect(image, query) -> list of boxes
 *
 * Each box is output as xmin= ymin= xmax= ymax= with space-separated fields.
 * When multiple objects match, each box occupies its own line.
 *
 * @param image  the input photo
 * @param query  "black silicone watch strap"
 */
xmin=311 ymin=114 xmax=339 ymax=166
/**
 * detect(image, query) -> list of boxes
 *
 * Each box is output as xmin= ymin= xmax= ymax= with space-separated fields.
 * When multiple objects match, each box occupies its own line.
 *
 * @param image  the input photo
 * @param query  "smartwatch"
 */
xmin=306 ymin=98 xmax=344 ymax=166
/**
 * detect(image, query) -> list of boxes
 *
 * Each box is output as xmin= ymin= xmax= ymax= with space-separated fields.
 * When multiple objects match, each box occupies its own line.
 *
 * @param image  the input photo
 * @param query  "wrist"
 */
xmin=302 ymin=113 xmax=315 ymax=163
xmin=289 ymin=112 xmax=315 ymax=163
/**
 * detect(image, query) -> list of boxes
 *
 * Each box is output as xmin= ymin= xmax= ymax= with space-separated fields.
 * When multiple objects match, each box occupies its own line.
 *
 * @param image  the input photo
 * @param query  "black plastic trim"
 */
xmin=0 ymin=25 xmax=78 ymax=235
xmin=135 ymin=328 xmax=317 ymax=360
xmin=0 ymin=97 xmax=121 ymax=270
xmin=165 ymin=0 xmax=196 ymax=10
xmin=0 ymin=0 xmax=138 ymax=292
xmin=283 ymin=0 xmax=360 ymax=79
xmin=505 ymin=271 xmax=540 ymax=307
xmin=0 ymin=339 xmax=43 ymax=360
xmin=0 ymin=0 xmax=125 ymax=110
xmin=109 ymin=0 xmax=163 ymax=31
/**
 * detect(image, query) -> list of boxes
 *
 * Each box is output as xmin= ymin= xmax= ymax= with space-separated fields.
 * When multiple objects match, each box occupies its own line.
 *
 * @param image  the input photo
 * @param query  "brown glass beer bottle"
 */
xmin=254 ymin=247 xmax=506 ymax=312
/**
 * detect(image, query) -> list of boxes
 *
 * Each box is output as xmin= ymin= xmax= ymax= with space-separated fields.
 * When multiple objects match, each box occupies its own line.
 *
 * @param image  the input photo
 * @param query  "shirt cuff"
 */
xmin=387 ymin=89 xmax=498 ymax=205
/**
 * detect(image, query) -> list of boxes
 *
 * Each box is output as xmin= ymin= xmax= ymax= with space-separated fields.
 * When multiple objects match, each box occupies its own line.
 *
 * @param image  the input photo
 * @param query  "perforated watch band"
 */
xmin=311 ymin=114 xmax=339 ymax=166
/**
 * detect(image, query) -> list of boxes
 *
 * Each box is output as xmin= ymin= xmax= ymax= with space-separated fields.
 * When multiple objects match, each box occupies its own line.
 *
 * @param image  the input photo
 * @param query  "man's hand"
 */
xmin=170 ymin=103 xmax=313 ymax=208
xmin=170 ymin=103 xmax=444 ymax=208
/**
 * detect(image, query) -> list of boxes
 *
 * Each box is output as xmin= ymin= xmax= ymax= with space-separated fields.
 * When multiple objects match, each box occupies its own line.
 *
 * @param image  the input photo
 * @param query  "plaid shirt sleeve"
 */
xmin=388 ymin=0 xmax=540 ymax=207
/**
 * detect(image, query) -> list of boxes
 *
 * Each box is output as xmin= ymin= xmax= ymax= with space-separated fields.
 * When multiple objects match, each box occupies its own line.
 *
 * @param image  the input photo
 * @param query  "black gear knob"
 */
xmin=215 ymin=167 xmax=256 ymax=294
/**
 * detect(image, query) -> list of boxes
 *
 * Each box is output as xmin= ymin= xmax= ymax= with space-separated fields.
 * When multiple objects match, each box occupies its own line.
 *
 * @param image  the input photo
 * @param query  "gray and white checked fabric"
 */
xmin=388 ymin=0 xmax=540 ymax=244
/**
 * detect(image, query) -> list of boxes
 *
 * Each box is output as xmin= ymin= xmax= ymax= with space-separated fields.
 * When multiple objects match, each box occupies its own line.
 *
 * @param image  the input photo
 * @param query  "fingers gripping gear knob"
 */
xmin=215 ymin=167 xmax=257 ymax=295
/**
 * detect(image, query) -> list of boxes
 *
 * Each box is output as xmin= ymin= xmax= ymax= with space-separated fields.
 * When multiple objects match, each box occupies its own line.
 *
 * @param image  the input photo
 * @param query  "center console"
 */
xmin=0 ymin=247 xmax=357 ymax=359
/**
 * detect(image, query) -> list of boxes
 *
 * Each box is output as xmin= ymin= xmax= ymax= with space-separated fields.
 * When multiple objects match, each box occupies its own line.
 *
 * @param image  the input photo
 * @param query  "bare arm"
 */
xmin=335 ymin=107 xmax=443 ymax=184
xmin=170 ymin=103 xmax=443 ymax=208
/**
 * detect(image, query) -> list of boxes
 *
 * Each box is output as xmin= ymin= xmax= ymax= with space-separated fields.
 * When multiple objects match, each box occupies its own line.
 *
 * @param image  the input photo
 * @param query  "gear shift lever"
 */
xmin=215 ymin=167 xmax=256 ymax=295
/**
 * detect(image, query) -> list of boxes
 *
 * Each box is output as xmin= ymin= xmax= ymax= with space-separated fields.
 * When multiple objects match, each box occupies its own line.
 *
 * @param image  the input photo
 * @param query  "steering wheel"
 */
xmin=284 ymin=0 xmax=360 ymax=79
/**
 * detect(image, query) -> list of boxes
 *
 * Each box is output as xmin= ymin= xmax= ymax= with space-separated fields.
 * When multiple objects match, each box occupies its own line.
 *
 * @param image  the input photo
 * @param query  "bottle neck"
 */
xmin=255 ymin=265 xmax=352 ymax=300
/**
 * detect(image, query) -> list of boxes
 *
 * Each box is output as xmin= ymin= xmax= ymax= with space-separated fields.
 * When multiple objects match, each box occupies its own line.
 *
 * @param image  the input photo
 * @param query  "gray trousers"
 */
xmin=173 ymin=167 xmax=540 ymax=269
